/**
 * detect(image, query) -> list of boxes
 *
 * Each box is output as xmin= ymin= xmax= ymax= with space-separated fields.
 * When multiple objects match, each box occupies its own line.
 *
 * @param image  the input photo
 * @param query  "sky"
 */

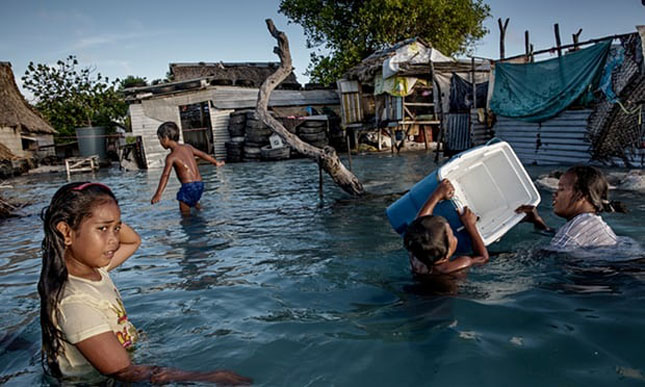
xmin=2 ymin=0 xmax=644 ymax=100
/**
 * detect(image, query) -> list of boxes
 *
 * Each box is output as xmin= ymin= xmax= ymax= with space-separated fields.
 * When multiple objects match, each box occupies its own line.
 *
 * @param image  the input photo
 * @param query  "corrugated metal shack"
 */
xmin=338 ymin=38 xmax=490 ymax=153
xmin=0 ymin=61 xmax=56 ymax=161
xmin=488 ymin=27 xmax=645 ymax=167
xmin=125 ymin=62 xmax=339 ymax=168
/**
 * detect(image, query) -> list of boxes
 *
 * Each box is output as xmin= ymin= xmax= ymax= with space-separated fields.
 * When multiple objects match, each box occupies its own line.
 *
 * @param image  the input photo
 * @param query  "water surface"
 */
xmin=1 ymin=153 xmax=644 ymax=386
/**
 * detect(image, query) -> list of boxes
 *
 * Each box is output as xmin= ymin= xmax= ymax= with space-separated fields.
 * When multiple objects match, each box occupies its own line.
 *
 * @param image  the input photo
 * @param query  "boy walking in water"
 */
xmin=151 ymin=121 xmax=224 ymax=215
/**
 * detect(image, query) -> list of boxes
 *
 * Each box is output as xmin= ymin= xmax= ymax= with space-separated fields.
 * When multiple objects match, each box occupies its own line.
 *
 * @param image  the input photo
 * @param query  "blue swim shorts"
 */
xmin=176 ymin=181 xmax=204 ymax=207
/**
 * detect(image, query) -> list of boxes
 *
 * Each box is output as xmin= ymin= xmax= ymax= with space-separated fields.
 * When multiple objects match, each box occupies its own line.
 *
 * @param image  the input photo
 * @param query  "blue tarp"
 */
xmin=490 ymin=40 xmax=611 ymax=122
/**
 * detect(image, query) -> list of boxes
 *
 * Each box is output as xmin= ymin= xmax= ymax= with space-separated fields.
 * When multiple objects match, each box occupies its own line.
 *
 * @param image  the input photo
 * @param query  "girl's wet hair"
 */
xmin=38 ymin=182 xmax=117 ymax=376
xmin=403 ymin=215 xmax=451 ymax=268
xmin=567 ymin=165 xmax=627 ymax=214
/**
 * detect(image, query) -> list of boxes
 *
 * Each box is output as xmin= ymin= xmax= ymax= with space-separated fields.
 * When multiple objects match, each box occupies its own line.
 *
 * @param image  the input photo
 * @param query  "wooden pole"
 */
xmin=346 ymin=131 xmax=353 ymax=171
xmin=502 ymin=32 xmax=633 ymax=62
xmin=471 ymin=57 xmax=476 ymax=111
xmin=554 ymin=23 xmax=562 ymax=56
xmin=423 ymin=126 xmax=429 ymax=150
xmin=318 ymin=159 xmax=323 ymax=201
xmin=498 ymin=18 xmax=510 ymax=59
xmin=471 ymin=57 xmax=476 ymax=148
xmin=572 ymin=28 xmax=583 ymax=51
xmin=524 ymin=30 xmax=530 ymax=58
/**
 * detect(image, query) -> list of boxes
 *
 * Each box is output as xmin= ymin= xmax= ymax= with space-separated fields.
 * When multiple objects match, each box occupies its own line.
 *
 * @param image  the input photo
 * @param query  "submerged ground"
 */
xmin=1 ymin=152 xmax=644 ymax=386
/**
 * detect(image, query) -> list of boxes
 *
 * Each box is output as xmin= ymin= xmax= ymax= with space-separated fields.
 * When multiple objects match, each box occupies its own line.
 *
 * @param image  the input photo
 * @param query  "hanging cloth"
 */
xmin=490 ymin=40 xmax=611 ymax=122
xmin=448 ymin=73 xmax=489 ymax=113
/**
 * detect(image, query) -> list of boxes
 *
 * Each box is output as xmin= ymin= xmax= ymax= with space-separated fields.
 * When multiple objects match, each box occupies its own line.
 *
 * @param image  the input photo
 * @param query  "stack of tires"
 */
xmin=225 ymin=137 xmax=245 ymax=162
xmin=225 ymin=110 xmax=247 ymax=162
xmin=260 ymin=143 xmax=290 ymax=161
xmin=244 ymin=111 xmax=273 ymax=162
xmin=297 ymin=120 xmax=328 ymax=148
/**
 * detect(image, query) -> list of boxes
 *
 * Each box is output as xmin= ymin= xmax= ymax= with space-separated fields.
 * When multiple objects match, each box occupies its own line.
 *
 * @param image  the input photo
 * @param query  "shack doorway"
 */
xmin=179 ymin=101 xmax=213 ymax=154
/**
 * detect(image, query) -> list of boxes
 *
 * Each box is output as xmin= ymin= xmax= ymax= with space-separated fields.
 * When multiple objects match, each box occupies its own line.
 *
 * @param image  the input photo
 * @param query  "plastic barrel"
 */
xmin=75 ymin=127 xmax=107 ymax=160
xmin=386 ymin=169 xmax=473 ymax=253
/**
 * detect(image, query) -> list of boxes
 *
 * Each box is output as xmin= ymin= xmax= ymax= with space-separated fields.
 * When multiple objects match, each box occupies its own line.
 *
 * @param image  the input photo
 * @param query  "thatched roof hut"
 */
xmin=0 ymin=62 xmax=57 ymax=135
xmin=0 ymin=141 xmax=17 ymax=162
xmin=169 ymin=62 xmax=300 ymax=88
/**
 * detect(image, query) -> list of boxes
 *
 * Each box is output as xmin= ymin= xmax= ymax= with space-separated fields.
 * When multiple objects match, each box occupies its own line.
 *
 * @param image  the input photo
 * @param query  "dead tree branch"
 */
xmin=256 ymin=19 xmax=365 ymax=196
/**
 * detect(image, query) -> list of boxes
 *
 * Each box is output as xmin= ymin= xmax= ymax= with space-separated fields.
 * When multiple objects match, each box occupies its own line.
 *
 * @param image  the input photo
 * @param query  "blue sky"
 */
xmin=2 ymin=0 xmax=644 ymax=99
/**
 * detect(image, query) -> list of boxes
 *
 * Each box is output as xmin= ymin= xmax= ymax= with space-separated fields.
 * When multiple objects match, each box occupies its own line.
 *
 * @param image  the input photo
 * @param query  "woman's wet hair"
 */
xmin=157 ymin=121 xmax=180 ymax=141
xmin=567 ymin=165 xmax=627 ymax=214
xmin=403 ymin=215 xmax=451 ymax=268
xmin=38 ymin=182 xmax=117 ymax=376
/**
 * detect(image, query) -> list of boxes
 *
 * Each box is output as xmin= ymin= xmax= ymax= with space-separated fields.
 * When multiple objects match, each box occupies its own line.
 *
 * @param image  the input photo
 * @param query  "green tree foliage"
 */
xmin=120 ymin=75 xmax=148 ymax=89
xmin=279 ymin=0 xmax=491 ymax=85
xmin=21 ymin=55 xmax=129 ymax=141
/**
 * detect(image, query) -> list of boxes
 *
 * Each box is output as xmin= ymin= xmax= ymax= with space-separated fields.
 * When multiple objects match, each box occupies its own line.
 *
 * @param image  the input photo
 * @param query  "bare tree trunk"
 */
xmin=256 ymin=19 xmax=365 ymax=196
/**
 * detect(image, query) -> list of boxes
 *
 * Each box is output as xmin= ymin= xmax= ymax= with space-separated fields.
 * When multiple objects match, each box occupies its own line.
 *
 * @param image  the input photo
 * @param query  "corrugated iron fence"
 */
xmin=494 ymin=110 xmax=592 ymax=165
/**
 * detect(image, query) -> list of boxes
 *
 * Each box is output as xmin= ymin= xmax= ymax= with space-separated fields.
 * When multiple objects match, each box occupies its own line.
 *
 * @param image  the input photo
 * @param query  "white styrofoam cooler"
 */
xmin=387 ymin=139 xmax=540 ymax=252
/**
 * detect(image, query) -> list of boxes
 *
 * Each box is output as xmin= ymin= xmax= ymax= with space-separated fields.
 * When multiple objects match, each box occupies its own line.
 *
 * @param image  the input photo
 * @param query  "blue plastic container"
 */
xmin=386 ymin=170 xmax=473 ymax=253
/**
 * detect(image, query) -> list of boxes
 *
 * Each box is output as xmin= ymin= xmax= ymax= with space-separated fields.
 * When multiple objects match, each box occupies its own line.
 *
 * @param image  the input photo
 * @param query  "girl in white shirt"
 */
xmin=39 ymin=182 xmax=251 ymax=384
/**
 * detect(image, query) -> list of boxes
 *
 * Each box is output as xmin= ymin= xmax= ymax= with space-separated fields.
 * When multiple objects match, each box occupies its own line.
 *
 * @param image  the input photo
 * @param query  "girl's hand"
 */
xmin=435 ymin=179 xmax=455 ymax=201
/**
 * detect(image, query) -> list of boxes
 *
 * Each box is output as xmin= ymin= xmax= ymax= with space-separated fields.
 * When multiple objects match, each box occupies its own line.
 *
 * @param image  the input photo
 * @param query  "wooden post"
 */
xmin=572 ymin=28 xmax=583 ymax=51
xmin=471 ymin=57 xmax=476 ymax=111
xmin=318 ymin=159 xmax=323 ymax=201
xmin=554 ymin=23 xmax=562 ymax=56
xmin=524 ymin=30 xmax=530 ymax=58
xmin=498 ymin=18 xmax=510 ymax=59
xmin=471 ymin=57 xmax=476 ymax=148
xmin=346 ymin=131 xmax=353 ymax=171
xmin=423 ymin=126 xmax=429 ymax=150
xmin=530 ymin=44 xmax=534 ymax=62
xmin=377 ymin=128 xmax=382 ymax=151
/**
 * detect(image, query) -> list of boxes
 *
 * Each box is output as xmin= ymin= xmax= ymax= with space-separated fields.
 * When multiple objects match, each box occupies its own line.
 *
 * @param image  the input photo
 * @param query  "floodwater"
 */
xmin=1 ymin=152 xmax=644 ymax=386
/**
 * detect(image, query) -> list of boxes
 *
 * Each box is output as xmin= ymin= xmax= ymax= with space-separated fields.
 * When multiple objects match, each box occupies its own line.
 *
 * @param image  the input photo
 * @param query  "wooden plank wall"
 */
xmin=211 ymin=88 xmax=339 ymax=110
xmin=0 ymin=127 xmax=24 ymax=157
xmin=129 ymin=104 xmax=180 ymax=169
xmin=494 ymin=110 xmax=592 ymax=165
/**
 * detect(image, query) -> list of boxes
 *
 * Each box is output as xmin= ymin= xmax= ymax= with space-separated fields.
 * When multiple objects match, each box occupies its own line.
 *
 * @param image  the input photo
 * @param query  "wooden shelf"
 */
xmin=399 ymin=120 xmax=440 ymax=125
xmin=403 ymin=102 xmax=434 ymax=107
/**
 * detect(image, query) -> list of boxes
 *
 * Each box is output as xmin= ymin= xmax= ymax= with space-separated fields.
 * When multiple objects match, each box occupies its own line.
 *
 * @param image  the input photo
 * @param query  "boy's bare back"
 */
xmin=167 ymin=143 xmax=202 ymax=184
